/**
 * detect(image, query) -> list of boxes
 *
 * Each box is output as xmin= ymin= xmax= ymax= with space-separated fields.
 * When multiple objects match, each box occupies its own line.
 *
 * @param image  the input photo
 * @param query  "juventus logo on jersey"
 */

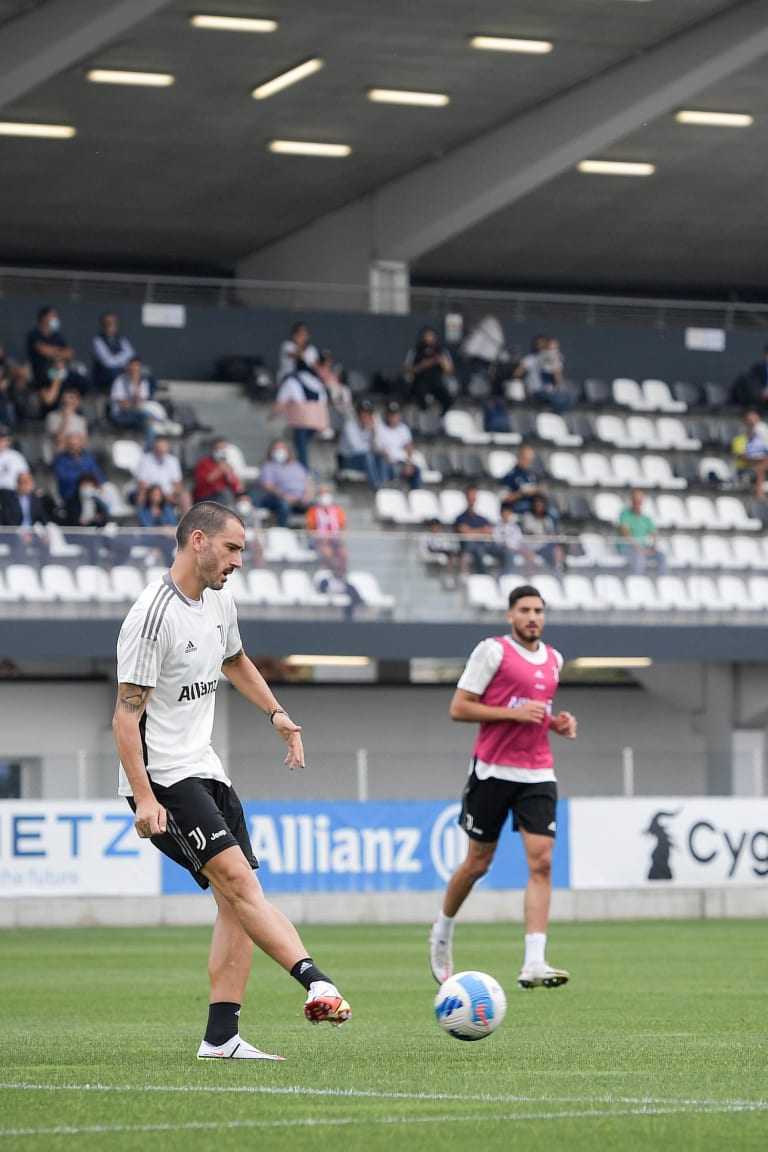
xmin=188 ymin=826 xmax=206 ymax=852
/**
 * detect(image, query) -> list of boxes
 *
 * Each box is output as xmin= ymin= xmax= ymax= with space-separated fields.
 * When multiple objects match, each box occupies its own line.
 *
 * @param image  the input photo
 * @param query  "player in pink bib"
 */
xmin=429 ymin=584 xmax=577 ymax=990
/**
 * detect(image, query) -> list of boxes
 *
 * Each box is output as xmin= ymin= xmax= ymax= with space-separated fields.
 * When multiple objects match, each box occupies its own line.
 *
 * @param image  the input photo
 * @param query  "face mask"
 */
xmin=236 ymin=500 xmax=252 ymax=516
xmin=318 ymin=493 xmax=333 ymax=506
xmin=272 ymin=448 xmax=288 ymax=463
xmin=48 ymin=317 xmax=60 ymax=332
xmin=80 ymin=486 xmax=96 ymax=498
xmin=48 ymin=367 xmax=64 ymax=380
xmin=213 ymin=449 xmax=227 ymax=461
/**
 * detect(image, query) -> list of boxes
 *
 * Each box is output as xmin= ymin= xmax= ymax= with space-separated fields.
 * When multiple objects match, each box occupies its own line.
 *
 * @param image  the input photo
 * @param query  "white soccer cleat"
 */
xmin=429 ymin=923 xmax=453 ymax=985
xmin=303 ymin=981 xmax=352 ymax=1027
xmin=517 ymin=963 xmax=570 ymax=990
xmin=197 ymin=1034 xmax=285 ymax=1060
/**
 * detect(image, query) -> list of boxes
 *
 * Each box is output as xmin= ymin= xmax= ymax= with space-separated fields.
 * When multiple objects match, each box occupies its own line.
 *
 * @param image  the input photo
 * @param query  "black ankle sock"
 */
xmin=204 ymin=1001 xmax=241 ymax=1045
xmin=290 ymin=958 xmax=330 ymax=991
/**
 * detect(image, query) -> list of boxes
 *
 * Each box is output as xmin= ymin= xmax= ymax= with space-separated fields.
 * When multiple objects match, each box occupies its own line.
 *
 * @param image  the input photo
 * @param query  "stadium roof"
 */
xmin=1 ymin=0 xmax=768 ymax=297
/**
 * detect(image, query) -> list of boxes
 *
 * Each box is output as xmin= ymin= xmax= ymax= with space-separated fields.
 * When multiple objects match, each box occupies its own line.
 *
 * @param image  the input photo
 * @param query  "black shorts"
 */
xmin=458 ymin=766 xmax=558 ymax=843
xmin=127 ymin=777 xmax=258 ymax=891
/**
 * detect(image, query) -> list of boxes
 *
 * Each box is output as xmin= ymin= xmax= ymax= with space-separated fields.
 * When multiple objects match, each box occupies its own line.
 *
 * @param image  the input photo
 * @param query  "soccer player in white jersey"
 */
xmin=429 ymin=584 xmax=577 ymax=991
xmin=113 ymin=500 xmax=350 ymax=1060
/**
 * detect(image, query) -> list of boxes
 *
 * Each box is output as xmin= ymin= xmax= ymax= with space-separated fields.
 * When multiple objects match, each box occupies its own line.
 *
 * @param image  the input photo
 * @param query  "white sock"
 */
xmin=524 ymin=932 xmax=546 ymax=968
xmin=434 ymin=912 xmax=454 ymax=939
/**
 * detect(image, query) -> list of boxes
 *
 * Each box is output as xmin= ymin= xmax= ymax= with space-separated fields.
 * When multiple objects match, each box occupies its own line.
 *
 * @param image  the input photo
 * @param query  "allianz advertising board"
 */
xmin=161 ymin=801 xmax=571 ymax=894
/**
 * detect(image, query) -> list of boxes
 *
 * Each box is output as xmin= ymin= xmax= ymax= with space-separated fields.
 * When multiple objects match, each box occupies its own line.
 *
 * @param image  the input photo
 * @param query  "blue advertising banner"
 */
xmin=161 ymin=800 xmax=571 ymax=894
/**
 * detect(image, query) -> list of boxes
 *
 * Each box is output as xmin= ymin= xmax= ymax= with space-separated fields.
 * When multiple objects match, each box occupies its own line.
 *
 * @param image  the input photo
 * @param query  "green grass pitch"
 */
xmin=1 ymin=920 xmax=766 ymax=1152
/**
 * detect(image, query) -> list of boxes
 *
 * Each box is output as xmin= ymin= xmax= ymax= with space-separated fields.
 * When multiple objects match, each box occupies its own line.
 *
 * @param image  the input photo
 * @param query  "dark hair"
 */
xmin=38 ymin=305 xmax=55 ymax=321
xmin=508 ymin=584 xmax=545 ymax=609
xmin=176 ymin=501 xmax=244 ymax=548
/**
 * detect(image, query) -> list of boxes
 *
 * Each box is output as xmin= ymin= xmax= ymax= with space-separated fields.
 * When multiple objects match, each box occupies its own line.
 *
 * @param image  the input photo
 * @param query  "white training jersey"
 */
xmin=116 ymin=573 xmax=242 ymax=795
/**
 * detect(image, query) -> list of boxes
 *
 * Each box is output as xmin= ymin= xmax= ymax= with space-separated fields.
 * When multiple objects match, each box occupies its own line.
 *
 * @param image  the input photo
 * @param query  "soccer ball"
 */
xmin=434 ymin=970 xmax=507 ymax=1041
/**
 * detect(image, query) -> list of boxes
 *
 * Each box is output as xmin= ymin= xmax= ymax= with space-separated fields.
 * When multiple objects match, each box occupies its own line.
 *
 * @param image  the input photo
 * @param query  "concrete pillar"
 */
xmin=702 ymin=664 xmax=735 ymax=795
xmin=731 ymin=730 xmax=765 ymax=796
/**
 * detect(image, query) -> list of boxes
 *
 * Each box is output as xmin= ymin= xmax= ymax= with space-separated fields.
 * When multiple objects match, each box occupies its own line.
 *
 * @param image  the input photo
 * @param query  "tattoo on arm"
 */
xmin=117 ymin=684 xmax=152 ymax=714
xmin=222 ymin=649 xmax=244 ymax=668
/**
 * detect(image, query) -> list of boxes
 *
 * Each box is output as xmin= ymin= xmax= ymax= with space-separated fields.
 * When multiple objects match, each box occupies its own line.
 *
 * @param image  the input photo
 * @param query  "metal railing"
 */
xmin=1 ymin=263 xmax=768 ymax=330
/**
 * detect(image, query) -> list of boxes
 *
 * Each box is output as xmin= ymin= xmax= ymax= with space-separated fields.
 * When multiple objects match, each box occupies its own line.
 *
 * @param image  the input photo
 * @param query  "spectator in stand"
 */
xmin=0 ymin=424 xmax=30 ymax=495
xmin=254 ymin=437 xmax=314 ymax=528
xmin=316 ymin=350 xmax=354 ymax=427
xmin=1 ymin=362 xmax=33 ymax=428
xmin=337 ymin=399 xmax=387 ymax=490
xmin=35 ymin=357 xmax=72 ymax=420
xmin=109 ymin=357 xmax=180 ymax=447
xmin=52 ymin=431 xmax=105 ymax=515
xmin=0 ymin=470 xmax=52 ymax=561
xmin=513 ymin=335 xmax=574 ymax=414
xmin=374 ymin=401 xmax=422 ymax=490
xmin=403 ymin=326 xmax=454 ymax=414
xmin=273 ymin=359 xmax=329 ymax=470
xmin=278 ymin=321 xmax=320 ymax=383
xmin=617 ymin=489 xmax=668 ymax=575
xmin=136 ymin=484 xmax=178 ymax=566
xmin=45 ymin=384 xmax=88 ymax=456
xmin=731 ymin=410 xmax=768 ymax=500
xmin=455 ymin=486 xmax=495 ymax=577
xmin=420 ymin=517 xmax=461 ymax=589
xmin=305 ymin=482 xmax=349 ymax=580
xmin=521 ymin=494 xmax=567 ymax=574
xmin=26 ymin=306 xmax=88 ymax=393
xmin=500 ymin=444 xmax=556 ymax=521
xmin=0 ymin=344 xmax=16 ymax=428
xmin=133 ymin=435 xmax=191 ymax=516
xmin=92 ymin=311 xmax=136 ymax=393
xmin=234 ymin=492 xmax=266 ymax=569
xmin=193 ymin=437 xmax=244 ymax=507
xmin=491 ymin=501 xmax=537 ymax=577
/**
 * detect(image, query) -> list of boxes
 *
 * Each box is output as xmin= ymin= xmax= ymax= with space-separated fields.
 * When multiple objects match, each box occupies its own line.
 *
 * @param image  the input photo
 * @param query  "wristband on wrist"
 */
xmin=269 ymin=708 xmax=287 ymax=724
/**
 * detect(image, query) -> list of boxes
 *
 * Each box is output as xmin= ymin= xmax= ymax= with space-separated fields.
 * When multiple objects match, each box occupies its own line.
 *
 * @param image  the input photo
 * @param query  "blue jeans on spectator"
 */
xmin=380 ymin=459 xmax=423 ymax=490
xmin=339 ymin=452 xmax=387 ymax=490
xmin=256 ymin=491 xmax=310 ymax=527
xmin=293 ymin=427 xmax=316 ymax=470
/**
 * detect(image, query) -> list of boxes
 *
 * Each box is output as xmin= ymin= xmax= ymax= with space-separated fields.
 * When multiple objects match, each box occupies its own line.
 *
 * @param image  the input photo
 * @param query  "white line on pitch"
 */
xmin=1 ymin=1082 xmax=766 ymax=1110
xmin=1 ymin=1102 xmax=768 ymax=1139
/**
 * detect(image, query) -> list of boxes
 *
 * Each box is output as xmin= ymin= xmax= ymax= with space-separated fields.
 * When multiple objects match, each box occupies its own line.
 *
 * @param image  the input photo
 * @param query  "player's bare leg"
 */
xmin=208 ymin=883 xmax=253 ymax=1002
xmin=430 ymin=840 xmax=496 ymax=983
xmin=203 ymin=846 xmax=350 ymax=1027
xmin=518 ymin=829 xmax=568 ymax=989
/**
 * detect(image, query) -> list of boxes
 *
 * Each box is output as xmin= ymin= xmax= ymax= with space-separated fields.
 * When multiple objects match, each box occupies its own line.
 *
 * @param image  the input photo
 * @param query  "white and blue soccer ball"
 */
xmin=434 ymin=970 xmax=507 ymax=1041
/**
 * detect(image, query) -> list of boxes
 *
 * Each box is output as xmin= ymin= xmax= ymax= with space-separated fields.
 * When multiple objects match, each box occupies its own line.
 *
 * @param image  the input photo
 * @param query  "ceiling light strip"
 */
xmin=676 ymin=109 xmax=753 ymax=127
xmin=86 ymin=69 xmax=174 ymax=87
xmin=470 ymin=35 xmax=552 ymax=54
xmin=269 ymin=140 xmax=351 ymax=157
xmin=368 ymin=88 xmax=449 ymax=107
xmin=578 ymin=159 xmax=655 ymax=176
xmin=252 ymin=58 xmax=324 ymax=99
xmin=0 ymin=121 xmax=76 ymax=138
xmin=190 ymin=15 xmax=277 ymax=32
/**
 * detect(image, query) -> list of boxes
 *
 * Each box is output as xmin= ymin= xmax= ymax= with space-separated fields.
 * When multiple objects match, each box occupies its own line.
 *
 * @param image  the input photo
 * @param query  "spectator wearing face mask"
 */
xmin=26 ymin=305 xmax=89 ymax=397
xmin=305 ymin=483 xmax=349 ymax=579
xmin=255 ymin=438 xmax=315 ymax=528
xmin=192 ymin=437 xmax=245 ymax=507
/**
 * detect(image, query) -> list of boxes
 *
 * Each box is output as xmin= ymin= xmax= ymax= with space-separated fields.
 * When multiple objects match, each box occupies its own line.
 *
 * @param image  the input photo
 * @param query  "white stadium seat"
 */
xmin=443 ymin=410 xmax=491 ymax=445
xmin=612 ymin=378 xmax=648 ymax=410
xmin=375 ymin=488 xmax=412 ymax=524
xmin=487 ymin=449 xmax=516 ymax=480
xmin=640 ymin=455 xmax=687 ymax=490
xmin=641 ymin=379 xmax=687 ymax=413
xmin=347 ymin=571 xmax=396 ymax=611
xmin=466 ymin=574 xmax=503 ymax=611
xmin=714 ymin=496 xmax=761 ymax=531
xmin=264 ymin=527 xmax=315 ymax=563
xmin=408 ymin=489 xmax=442 ymax=523
xmin=40 ymin=564 xmax=89 ymax=601
xmin=594 ymin=414 xmax=640 ymax=449
xmin=535 ymin=412 xmax=582 ymax=447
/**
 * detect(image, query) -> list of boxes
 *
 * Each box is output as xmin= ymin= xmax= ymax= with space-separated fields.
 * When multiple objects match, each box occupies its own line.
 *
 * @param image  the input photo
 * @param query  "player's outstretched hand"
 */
xmin=550 ymin=711 xmax=577 ymax=739
xmin=273 ymin=712 xmax=305 ymax=769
